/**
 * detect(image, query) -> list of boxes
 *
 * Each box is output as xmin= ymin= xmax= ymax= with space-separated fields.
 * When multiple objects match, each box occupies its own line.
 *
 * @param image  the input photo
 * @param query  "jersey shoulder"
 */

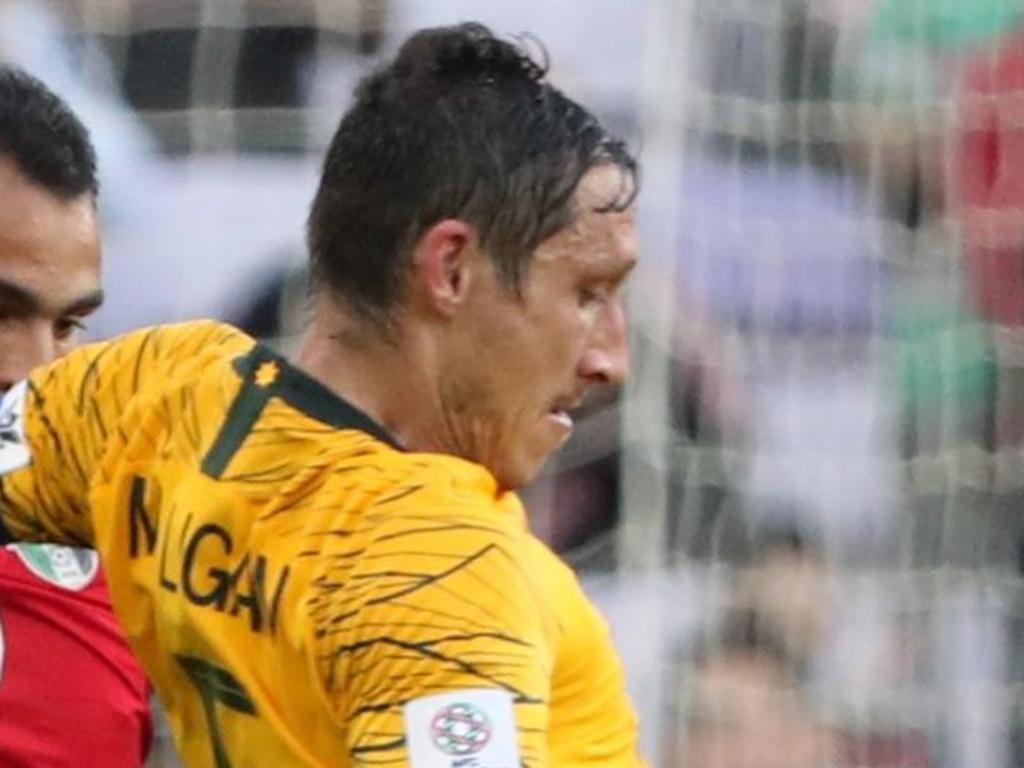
xmin=104 ymin=320 xmax=254 ymax=390
xmin=30 ymin=319 xmax=255 ymax=414
xmin=329 ymin=451 xmax=534 ymax=583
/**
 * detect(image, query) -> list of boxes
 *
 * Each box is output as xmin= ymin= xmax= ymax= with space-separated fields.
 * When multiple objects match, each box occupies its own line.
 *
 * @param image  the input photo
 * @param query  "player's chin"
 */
xmin=493 ymin=439 xmax=565 ymax=491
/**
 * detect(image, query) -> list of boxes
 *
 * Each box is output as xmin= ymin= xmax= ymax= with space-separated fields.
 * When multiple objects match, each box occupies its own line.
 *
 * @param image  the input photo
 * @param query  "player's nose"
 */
xmin=578 ymin=298 xmax=629 ymax=387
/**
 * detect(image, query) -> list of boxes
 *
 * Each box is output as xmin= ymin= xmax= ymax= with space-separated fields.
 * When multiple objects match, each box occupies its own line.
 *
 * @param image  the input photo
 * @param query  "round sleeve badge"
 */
xmin=430 ymin=702 xmax=492 ymax=756
xmin=403 ymin=688 xmax=520 ymax=766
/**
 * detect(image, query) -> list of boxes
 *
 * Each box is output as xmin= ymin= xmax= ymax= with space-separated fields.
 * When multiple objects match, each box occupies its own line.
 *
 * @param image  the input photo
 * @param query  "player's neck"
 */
xmin=292 ymin=301 xmax=447 ymax=452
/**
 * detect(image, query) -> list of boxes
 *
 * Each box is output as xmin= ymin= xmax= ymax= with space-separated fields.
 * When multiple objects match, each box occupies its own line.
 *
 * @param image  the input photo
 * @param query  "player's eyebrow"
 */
xmin=0 ymin=277 xmax=43 ymax=316
xmin=0 ymin=277 xmax=104 ymax=318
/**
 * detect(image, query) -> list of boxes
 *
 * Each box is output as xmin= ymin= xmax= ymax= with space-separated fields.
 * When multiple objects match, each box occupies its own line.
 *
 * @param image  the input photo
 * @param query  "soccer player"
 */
xmin=0 ymin=66 xmax=151 ymax=766
xmin=0 ymin=23 xmax=642 ymax=766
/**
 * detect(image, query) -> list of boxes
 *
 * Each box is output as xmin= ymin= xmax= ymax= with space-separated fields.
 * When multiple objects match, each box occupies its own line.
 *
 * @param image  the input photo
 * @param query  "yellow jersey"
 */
xmin=0 ymin=321 xmax=643 ymax=767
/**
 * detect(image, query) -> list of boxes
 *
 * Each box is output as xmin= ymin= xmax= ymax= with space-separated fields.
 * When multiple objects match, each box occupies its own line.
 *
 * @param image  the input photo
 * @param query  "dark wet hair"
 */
xmin=308 ymin=22 xmax=637 ymax=328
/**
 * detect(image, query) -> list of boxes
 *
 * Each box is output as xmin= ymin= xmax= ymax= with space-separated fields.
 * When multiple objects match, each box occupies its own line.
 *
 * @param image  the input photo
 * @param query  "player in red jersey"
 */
xmin=0 ymin=65 xmax=151 ymax=767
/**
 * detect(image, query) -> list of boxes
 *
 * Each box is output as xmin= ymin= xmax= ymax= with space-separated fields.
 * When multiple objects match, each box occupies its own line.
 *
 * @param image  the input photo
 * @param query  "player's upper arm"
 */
xmin=0 ymin=321 xmax=249 ymax=546
xmin=312 ymin=507 xmax=556 ymax=767
xmin=533 ymin=538 xmax=645 ymax=766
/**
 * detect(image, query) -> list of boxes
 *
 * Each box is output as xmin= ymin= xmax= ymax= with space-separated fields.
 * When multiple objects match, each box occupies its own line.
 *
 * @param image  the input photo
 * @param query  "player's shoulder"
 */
xmin=367 ymin=452 xmax=526 ymax=530
xmin=37 ymin=319 xmax=254 ymax=388
xmin=521 ymin=534 xmax=594 ymax=611
xmin=341 ymin=453 xmax=533 ymax=572
xmin=118 ymin=319 xmax=255 ymax=364
xmin=518 ymin=538 xmax=622 ymax=680
xmin=115 ymin=320 xmax=256 ymax=396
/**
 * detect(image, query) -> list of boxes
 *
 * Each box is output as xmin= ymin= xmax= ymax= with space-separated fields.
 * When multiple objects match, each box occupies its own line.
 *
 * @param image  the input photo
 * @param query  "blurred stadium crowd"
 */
xmin=6 ymin=0 xmax=1024 ymax=765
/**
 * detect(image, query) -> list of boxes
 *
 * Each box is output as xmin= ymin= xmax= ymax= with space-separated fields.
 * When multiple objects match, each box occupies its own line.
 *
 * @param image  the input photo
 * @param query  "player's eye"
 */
xmin=54 ymin=316 xmax=87 ymax=342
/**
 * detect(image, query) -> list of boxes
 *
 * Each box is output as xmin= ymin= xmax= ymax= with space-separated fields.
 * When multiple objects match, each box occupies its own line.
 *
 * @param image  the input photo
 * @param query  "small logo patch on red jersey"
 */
xmin=8 ymin=544 xmax=99 ymax=590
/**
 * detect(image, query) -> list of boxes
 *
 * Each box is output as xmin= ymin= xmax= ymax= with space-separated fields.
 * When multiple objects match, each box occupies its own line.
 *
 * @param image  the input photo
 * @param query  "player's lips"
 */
xmin=547 ymin=394 xmax=585 ymax=431
xmin=547 ymin=409 xmax=574 ymax=430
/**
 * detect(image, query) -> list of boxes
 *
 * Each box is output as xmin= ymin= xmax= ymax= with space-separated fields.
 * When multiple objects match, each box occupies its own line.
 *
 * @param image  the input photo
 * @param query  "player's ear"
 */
xmin=411 ymin=219 xmax=479 ymax=315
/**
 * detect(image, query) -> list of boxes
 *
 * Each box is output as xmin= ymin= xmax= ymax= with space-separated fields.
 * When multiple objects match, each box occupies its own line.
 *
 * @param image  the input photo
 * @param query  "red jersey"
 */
xmin=956 ymin=31 xmax=1024 ymax=326
xmin=0 ymin=544 xmax=151 ymax=767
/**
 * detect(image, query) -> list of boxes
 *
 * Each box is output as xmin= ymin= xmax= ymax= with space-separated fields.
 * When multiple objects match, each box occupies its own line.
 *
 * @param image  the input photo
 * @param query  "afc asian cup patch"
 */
xmin=404 ymin=689 xmax=520 ymax=767
xmin=431 ymin=701 xmax=492 ymax=756
xmin=0 ymin=380 xmax=30 ymax=475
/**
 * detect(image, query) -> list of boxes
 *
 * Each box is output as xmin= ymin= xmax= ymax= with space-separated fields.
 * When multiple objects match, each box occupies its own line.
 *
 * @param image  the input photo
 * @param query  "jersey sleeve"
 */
xmin=535 ymin=538 xmax=646 ymax=767
xmin=0 ymin=321 xmax=250 ymax=546
xmin=312 ymin=507 xmax=556 ymax=767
